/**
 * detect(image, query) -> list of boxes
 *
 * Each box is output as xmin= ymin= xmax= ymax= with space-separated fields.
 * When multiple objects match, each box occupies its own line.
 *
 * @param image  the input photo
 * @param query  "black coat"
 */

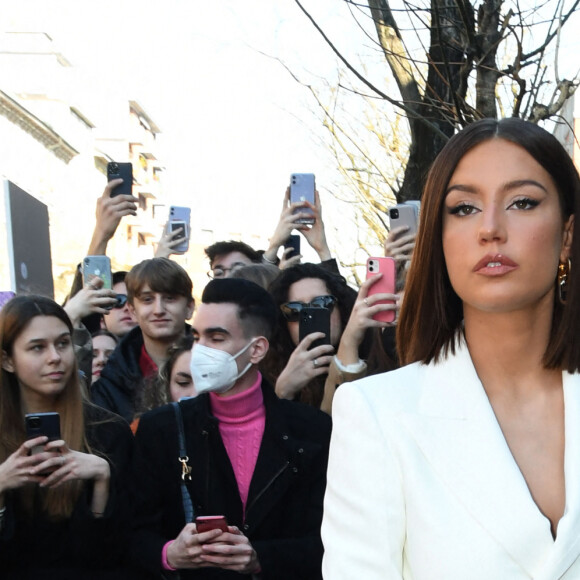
xmin=91 ymin=325 xmax=147 ymax=423
xmin=92 ymin=325 xmax=192 ymax=423
xmin=0 ymin=405 xmax=134 ymax=579
xmin=128 ymin=380 xmax=331 ymax=579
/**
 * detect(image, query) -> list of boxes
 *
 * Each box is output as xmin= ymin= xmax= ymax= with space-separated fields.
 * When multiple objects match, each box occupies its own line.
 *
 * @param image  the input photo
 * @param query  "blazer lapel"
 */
xmin=533 ymin=371 xmax=580 ymax=580
xmin=398 ymin=341 xmax=554 ymax=577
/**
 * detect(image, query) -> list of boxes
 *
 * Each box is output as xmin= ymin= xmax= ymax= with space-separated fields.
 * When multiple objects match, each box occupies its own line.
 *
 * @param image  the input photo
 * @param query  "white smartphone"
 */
xmin=82 ymin=256 xmax=112 ymax=289
xmin=290 ymin=173 xmax=315 ymax=225
xmin=389 ymin=203 xmax=419 ymax=236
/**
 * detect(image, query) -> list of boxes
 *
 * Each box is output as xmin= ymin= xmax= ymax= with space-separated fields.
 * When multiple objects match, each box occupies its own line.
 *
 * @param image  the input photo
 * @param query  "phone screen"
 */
xmin=170 ymin=220 xmax=187 ymax=241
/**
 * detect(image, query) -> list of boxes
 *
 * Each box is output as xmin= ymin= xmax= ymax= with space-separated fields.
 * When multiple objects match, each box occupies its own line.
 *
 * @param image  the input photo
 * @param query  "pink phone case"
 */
xmin=366 ymin=257 xmax=396 ymax=323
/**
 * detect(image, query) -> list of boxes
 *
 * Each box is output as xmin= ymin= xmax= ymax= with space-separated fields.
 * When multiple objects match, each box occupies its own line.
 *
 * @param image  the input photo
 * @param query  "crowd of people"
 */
xmin=1 ymin=117 xmax=580 ymax=579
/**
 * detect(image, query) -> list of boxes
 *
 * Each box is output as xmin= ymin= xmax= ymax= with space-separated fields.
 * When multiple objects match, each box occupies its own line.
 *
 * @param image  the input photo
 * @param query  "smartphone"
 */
xmin=366 ymin=257 xmax=396 ymax=323
xmin=25 ymin=412 xmax=61 ymax=455
xmin=284 ymin=234 xmax=301 ymax=260
xmin=107 ymin=162 xmax=133 ymax=197
xmin=389 ymin=203 xmax=419 ymax=236
xmin=82 ymin=256 xmax=112 ymax=290
xmin=290 ymin=173 xmax=315 ymax=225
xmin=299 ymin=307 xmax=331 ymax=349
xmin=0 ymin=291 xmax=15 ymax=311
xmin=195 ymin=515 xmax=229 ymax=534
xmin=167 ymin=206 xmax=191 ymax=253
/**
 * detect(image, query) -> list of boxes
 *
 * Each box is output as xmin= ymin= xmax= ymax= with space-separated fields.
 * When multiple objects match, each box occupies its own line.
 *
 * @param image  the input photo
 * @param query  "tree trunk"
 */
xmin=369 ymin=0 xmax=474 ymax=201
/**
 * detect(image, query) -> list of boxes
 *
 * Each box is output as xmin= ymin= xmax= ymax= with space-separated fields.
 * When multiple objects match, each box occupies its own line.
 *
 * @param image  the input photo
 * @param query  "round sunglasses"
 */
xmin=280 ymin=295 xmax=337 ymax=322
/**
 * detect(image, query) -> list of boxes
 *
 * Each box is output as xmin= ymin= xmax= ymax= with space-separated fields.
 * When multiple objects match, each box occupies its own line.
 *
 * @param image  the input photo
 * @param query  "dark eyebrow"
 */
xmin=191 ymin=326 xmax=231 ymax=337
xmin=446 ymin=179 xmax=549 ymax=196
xmin=27 ymin=332 xmax=71 ymax=345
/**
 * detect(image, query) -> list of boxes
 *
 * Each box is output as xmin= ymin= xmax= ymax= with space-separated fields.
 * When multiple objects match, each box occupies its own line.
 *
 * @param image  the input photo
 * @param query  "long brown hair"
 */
xmin=0 ymin=295 xmax=87 ymax=518
xmin=397 ymin=118 xmax=580 ymax=369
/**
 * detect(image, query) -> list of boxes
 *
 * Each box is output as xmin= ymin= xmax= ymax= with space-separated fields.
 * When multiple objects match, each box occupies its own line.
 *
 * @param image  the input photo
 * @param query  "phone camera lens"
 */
xmin=390 ymin=209 xmax=399 ymax=219
xmin=29 ymin=417 xmax=41 ymax=429
xmin=109 ymin=162 xmax=119 ymax=173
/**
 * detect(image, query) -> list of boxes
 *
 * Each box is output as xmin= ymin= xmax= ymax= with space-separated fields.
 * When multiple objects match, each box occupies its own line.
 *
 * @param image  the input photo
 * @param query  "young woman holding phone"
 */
xmin=0 ymin=295 xmax=133 ymax=579
xmin=322 ymin=118 xmax=580 ymax=579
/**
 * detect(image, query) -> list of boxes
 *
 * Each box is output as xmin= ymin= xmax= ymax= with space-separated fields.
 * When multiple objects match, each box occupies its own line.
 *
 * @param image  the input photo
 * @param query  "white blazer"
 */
xmin=322 ymin=340 xmax=580 ymax=579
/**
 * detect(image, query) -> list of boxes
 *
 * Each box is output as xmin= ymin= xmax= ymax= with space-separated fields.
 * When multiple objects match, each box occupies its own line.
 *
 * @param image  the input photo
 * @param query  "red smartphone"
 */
xmin=366 ymin=257 xmax=396 ymax=323
xmin=195 ymin=515 xmax=229 ymax=534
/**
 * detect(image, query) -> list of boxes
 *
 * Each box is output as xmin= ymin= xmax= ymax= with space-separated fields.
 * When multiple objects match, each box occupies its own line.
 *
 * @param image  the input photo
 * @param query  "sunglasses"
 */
xmin=280 ymin=295 xmax=337 ymax=322
xmin=113 ymin=294 xmax=128 ymax=309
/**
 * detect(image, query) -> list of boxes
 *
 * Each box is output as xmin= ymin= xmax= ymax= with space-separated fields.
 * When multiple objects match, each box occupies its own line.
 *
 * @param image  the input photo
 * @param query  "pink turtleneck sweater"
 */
xmin=209 ymin=373 xmax=266 ymax=515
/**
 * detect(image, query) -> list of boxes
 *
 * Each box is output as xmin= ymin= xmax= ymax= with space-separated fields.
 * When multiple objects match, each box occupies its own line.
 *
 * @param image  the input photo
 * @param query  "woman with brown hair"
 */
xmin=322 ymin=118 xmax=580 ymax=579
xmin=0 ymin=295 xmax=133 ymax=579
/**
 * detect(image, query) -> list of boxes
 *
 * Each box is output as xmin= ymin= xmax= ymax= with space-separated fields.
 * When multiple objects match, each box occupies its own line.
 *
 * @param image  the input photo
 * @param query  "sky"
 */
xmin=4 ymin=0 xmax=379 ymax=262
xmin=4 ymin=0 xmax=580 ymax=267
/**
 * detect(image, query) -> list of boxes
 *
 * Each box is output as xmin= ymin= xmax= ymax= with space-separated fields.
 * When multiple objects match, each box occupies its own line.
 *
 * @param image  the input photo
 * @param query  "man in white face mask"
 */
xmin=130 ymin=278 xmax=331 ymax=580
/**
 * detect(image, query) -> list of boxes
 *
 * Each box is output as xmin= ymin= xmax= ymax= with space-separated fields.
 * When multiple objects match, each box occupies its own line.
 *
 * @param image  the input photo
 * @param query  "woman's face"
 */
xmin=91 ymin=334 xmax=117 ymax=384
xmin=442 ymin=138 xmax=573 ymax=318
xmin=169 ymin=350 xmax=196 ymax=402
xmin=2 ymin=315 xmax=75 ymax=410
xmin=286 ymin=277 xmax=342 ymax=347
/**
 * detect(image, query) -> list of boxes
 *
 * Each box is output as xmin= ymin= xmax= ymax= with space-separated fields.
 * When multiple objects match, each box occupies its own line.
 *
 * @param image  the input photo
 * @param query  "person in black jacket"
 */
xmin=129 ymin=278 xmax=331 ymax=579
xmin=91 ymin=257 xmax=194 ymax=422
xmin=0 ymin=295 xmax=134 ymax=579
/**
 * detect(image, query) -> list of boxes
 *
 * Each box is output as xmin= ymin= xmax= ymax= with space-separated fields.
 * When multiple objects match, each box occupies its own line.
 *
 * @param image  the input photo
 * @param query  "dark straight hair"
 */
xmin=397 ymin=118 xmax=580 ymax=370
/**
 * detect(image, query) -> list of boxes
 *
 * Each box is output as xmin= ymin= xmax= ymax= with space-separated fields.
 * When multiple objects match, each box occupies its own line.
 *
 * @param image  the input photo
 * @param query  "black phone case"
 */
xmin=299 ymin=307 xmax=331 ymax=349
xmin=107 ymin=162 xmax=133 ymax=197
xmin=25 ymin=412 xmax=61 ymax=441
xmin=284 ymin=235 xmax=301 ymax=260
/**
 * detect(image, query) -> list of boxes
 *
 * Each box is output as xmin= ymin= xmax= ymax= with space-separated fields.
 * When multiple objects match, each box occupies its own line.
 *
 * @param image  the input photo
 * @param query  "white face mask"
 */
xmin=190 ymin=339 xmax=257 ymax=395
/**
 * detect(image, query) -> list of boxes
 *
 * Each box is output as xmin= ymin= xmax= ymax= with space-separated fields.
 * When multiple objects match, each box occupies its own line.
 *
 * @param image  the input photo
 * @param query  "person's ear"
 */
xmin=561 ymin=214 xmax=575 ymax=262
xmin=249 ymin=337 xmax=269 ymax=365
xmin=1 ymin=351 xmax=15 ymax=373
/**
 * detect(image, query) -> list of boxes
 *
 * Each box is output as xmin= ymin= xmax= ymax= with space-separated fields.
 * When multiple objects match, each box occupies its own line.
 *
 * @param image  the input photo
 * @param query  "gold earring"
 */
xmin=558 ymin=259 xmax=571 ymax=304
